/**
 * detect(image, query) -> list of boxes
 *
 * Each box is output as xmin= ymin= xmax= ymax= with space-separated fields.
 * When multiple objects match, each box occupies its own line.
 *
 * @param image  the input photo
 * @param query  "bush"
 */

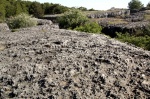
xmin=143 ymin=25 xmax=150 ymax=36
xmin=116 ymin=33 xmax=150 ymax=50
xmin=57 ymin=9 xmax=88 ymax=29
xmin=0 ymin=4 xmax=6 ymax=21
xmin=7 ymin=13 xmax=37 ymax=29
xmin=74 ymin=22 xmax=102 ymax=33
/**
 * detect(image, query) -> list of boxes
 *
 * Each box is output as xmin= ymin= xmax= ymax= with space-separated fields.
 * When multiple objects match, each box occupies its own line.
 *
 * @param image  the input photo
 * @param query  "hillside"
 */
xmin=0 ymin=24 xmax=150 ymax=98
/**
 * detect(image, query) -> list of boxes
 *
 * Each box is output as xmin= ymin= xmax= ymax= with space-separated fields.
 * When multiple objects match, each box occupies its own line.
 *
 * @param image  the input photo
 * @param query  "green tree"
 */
xmin=22 ymin=1 xmax=32 ymax=12
xmin=5 ymin=0 xmax=16 ymax=17
xmin=0 ymin=0 xmax=29 ymax=19
xmin=20 ymin=1 xmax=28 ymax=14
xmin=46 ymin=4 xmax=68 ymax=14
xmin=5 ymin=4 xmax=16 ymax=17
xmin=89 ymin=8 xmax=96 ymax=11
xmin=78 ymin=7 xmax=87 ymax=11
xmin=53 ymin=5 xmax=68 ymax=14
xmin=128 ymin=0 xmax=144 ymax=10
xmin=42 ymin=2 xmax=52 ymax=14
xmin=147 ymin=2 xmax=150 ymax=9
xmin=58 ymin=9 xmax=88 ymax=29
xmin=15 ymin=1 xmax=24 ymax=15
xmin=29 ymin=2 xmax=44 ymax=18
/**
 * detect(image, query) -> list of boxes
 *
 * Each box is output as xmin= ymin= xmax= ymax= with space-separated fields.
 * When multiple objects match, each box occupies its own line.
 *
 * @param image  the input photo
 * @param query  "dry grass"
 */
xmin=83 ymin=10 xmax=106 ymax=15
xmin=90 ymin=18 xmax=128 ymax=25
xmin=108 ymin=19 xmax=128 ymax=24
xmin=144 ymin=15 xmax=150 ymax=21
xmin=83 ymin=9 xmax=127 ymax=15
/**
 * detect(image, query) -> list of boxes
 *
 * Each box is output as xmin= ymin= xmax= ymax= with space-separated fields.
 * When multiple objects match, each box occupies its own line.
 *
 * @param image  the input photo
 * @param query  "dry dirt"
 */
xmin=0 ymin=24 xmax=150 ymax=98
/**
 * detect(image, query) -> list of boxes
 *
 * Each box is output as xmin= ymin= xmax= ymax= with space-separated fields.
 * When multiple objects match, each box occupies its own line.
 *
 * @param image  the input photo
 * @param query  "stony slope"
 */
xmin=0 ymin=24 xmax=150 ymax=98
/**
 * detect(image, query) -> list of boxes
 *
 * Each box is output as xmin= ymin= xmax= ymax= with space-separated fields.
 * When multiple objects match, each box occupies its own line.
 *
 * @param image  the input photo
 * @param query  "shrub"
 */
xmin=57 ymin=9 xmax=88 ymax=29
xmin=116 ymin=33 xmax=150 ymax=50
xmin=74 ymin=22 xmax=102 ymax=33
xmin=0 ymin=4 xmax=6 ymax=21
xmin=0 ymin=19 xmax=4 ymax=23
xmin=7 ymin=13 xmax=37 ymax=29
xmin=143 ymin=25 xmax=150 ymax=36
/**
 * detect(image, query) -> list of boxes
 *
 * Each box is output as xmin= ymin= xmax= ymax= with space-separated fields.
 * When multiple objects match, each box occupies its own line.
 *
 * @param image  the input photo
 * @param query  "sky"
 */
xmin=27 ymin=0 xmax=150 ymax=10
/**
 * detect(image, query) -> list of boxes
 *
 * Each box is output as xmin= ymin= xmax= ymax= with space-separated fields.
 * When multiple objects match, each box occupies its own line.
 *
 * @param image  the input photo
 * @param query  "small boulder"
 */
xmin=0 ymin=23 xmax=10 ymax=32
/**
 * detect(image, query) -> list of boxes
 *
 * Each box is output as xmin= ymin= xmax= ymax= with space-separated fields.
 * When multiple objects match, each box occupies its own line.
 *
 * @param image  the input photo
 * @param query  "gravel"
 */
xmin=0 ymin=25 xmax=150 ymax=98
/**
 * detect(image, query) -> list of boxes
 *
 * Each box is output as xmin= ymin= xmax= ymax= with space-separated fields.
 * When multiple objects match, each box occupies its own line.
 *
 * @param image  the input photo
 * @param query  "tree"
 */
xmin=45 ymin=4 xmax=68 ymax=14
xmin=89 ymin=8 xmax=96 ymax=11
xmin=5 ymin=4 xmax=16 ymax=17
xmin=22 ymin=1 xmax=32 ymax=12
xmin=128 ymin=0 xmax=144 ymax=10
xmin=147 ymin=2 xmax=150 ymax=9
xmin=58 ymin=9 xmax=88 ymax=29
xmin=52 ymin=5 xmax=68 ymax=14
xmin=78 ymin=7 xmax=87 ymax=11
xmin=41 ymin=2 xmax=53 ymax=14
xmin=15 ymin=1 xmax=24 ymax=15
xmin=29 ymin=2 xmax=44 ymax=18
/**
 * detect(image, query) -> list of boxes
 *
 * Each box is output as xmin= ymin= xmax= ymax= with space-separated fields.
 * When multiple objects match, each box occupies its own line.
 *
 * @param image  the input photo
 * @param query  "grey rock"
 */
xmin=0 ymin=25 xmax=149 ymax=98
xmin=0 ymin=23 xmax=10 ymax=32
xmin=87 ymin=9 xmax=130 ymax=18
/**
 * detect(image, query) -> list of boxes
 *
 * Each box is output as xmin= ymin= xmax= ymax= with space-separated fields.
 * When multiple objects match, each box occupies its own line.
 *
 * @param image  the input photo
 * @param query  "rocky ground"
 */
xmin=0 ymin=24 xmax=150 ymax=98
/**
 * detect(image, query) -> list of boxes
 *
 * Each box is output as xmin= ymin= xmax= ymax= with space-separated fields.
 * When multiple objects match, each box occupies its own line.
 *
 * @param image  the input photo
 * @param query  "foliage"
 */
xmin=44 ymin=4 xmax=69 ymax=14
xmin=15 ymin=1 xmax=28 ymax=15
xmin=22 ymin=0 xmax=32 ymax=12
xmin=29 ymin=2 xmax=44 ymax=18
xmin=143 ymin=25 xmax=150 ymax=36
xmin=116 ymin=24 xmax=150 ymax=51
xmin=88 ymin=8 xmax=96 ymax=11
xmin=42 ymin=2 xmax=52 ymax=14
xmin=0 ymin=0 xmax=71 ymax=19
xmin=0 ymin=4 xmax=6 ymax=20
xmin=147 ymin=2 xmax=150 ymax=9
xmin=58 ymin=9 xmax=89 ymax=29
xmin=116 ymin=33 xmax=150 ymax=50
xmin=52 ymin=5 xmax=68 ymax=14
xmin=128 ymin=0 xmax=143 ymax=10
xmin=0 ymin=19 xmax=4 ymax=23
xmin=7 ymin=13 xmax=37 ymax=29
xmin=4 ymin=0 xmax=28 ymax=17
xmin=5 ymin=3 xmax=16 ymax=17
xmin=78 ymin=7 xmax=88 ymax=11
xmin=127 ymin=25 xmax=150 ymax=37
xmin=74 ymin=22 xmax=102 ymax=33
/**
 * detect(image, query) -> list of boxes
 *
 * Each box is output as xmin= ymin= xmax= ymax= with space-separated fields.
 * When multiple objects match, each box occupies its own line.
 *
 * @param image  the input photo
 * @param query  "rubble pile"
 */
xmin=0 ymin=23 xmax=149 ymax=98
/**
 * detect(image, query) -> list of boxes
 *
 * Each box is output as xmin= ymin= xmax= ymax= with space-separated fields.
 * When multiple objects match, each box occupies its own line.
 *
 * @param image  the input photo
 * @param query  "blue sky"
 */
xmin=27 ymin=0 xmax=150 ymax=10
